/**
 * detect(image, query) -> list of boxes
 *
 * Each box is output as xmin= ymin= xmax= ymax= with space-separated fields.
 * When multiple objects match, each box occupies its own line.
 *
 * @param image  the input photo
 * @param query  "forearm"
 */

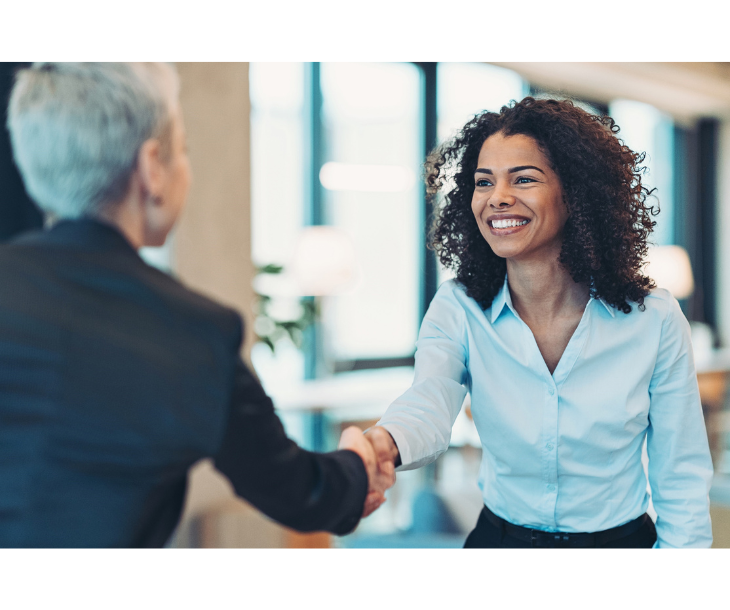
xmin=214 ymin=359 xmax=368 ymax=535
xmin=377 ymin=377 xmax=467 ymax=470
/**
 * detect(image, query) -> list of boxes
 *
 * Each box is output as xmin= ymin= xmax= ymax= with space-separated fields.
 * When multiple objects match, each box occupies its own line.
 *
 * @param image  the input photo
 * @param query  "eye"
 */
xmin=515 ymin=176 xmax=536 ymax=184
xmin=475 ymin=178 xmax=493 ymax=187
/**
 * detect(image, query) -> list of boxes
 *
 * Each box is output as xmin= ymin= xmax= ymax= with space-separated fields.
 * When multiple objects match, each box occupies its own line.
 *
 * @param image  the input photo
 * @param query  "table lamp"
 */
xmin=290 ymin=226 xmax=358 ymax=296
xmin=252 ymin=226 xmax=358 ymax=376
xmin=253 ymin=227 xmax=357 ymax=298
xmin=644 ymin=245 xmax=716 ymax=364
xmin=643 ymin=245 xmax=694 ymax=300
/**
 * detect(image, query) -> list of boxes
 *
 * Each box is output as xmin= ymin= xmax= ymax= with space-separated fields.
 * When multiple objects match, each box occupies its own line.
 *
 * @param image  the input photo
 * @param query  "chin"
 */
xmin=143 ymin=231 xmax=169 ymax=248
xmin=486 ymin=241 xmax=523 ymax=260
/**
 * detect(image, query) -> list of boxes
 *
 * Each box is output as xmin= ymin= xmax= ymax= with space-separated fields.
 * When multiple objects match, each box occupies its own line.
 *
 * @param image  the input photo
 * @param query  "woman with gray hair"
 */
xmin=8 ymin=62 xmax=186 ymax=243
xmin=0 ymin=63 xmax=390 ymax=547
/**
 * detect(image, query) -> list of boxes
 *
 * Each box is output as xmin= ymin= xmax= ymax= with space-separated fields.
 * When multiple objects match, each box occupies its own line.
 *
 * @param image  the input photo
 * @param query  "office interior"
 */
xmin=3 ymin=62 xmax=730 ymax=548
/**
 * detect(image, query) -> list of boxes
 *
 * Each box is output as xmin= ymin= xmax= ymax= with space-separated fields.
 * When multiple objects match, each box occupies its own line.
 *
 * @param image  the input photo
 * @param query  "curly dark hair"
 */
xmin=427 ymin=96 xmax=657 ymax=314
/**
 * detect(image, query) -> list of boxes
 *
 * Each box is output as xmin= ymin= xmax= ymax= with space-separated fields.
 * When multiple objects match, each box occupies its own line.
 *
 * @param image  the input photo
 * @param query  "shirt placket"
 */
xmin=540 ymin=375 xmax=560 ymax=529
xmin=515 ymin=315 xmax=560 ymax=530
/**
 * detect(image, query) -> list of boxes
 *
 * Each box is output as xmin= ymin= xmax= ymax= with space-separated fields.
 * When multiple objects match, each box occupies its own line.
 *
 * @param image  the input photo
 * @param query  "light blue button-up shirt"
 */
xmin=377 ymin=278 xmax=713 ymax=547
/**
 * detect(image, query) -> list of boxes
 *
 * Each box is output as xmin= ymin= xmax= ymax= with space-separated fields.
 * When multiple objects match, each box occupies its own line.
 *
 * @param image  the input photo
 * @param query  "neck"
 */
xmin=96 ymin=203 xmax=144 ymax=251
xmin=506 ymin=255 xmax=589 ymax=322
xmin=95 ymin=175 xmax=147 ymax=250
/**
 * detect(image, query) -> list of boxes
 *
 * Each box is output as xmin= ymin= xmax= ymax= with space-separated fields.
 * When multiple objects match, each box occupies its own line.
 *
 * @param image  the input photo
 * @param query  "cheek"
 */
xmin=471 ymin=194 xmax=484 ymax=219
xmin=178 ymin=159 xmax=192 ymax=195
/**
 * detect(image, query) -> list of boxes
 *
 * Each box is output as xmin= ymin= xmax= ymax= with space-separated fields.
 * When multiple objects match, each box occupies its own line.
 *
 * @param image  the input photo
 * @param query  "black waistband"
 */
xmin=480 ymin=505 xmax=650 ymax=548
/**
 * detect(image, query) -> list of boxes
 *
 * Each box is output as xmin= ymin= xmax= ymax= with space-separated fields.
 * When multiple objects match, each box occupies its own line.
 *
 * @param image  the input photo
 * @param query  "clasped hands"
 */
xmin=339 ymin=426 xmax=399 ymax=518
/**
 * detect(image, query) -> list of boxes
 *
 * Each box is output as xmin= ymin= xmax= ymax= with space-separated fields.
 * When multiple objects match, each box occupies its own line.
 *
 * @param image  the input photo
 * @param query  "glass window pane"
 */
xmin=437 ymin=63 xmax=528 ymax=143
xmin=609 ymin=99 xmax=675 ymax=246
xmin=250 ymin=62 xmax=306 ymax=267
xmin=320 ymin=62 xmax=422 ymax=361
xmin=249 ymin=62 xmax=307 ymax=400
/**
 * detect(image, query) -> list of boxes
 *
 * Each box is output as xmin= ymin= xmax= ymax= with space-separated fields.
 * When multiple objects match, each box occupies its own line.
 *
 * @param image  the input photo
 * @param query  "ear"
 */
xmin=136 ymin=138 xmax=165 ymax=201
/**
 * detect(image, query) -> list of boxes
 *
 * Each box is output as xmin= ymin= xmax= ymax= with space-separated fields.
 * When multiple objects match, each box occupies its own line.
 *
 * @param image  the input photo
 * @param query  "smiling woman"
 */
xmin=471 ymin=133 xmax=568 ymax=263
xmin=428 ymin=97 xmax=656 ymax=314
xmin=362 ymin=97 xmax=714 ymax=548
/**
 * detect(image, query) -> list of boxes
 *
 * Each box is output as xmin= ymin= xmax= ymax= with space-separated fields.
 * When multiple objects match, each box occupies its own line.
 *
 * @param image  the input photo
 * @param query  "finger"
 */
xmin=371 ymin=433 xmax=393 ymax=457
xmin=338 ymin=425 xmax=363 ymax=449
xmin=380 ymin=459 xmax=395 ymax=478
xmin=340 ymin=427 xmax=377 ymax=476
xmin=362 ymin=497 xmax=379 ymax=517
xmin=362 ymin=494 xmax=386 ymax=518
xmin=369 ymin=429 xmax=398 ymax=463
xmin=370 ymin=473 xmax=395 ymax=497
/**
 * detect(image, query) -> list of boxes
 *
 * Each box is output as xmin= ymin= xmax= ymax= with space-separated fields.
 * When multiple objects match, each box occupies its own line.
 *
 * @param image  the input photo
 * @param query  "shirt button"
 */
xmin=546 ymin=443 xmax=554 ymax=451
xmin=548 ymin=387 xmax=555 ymax=395
xmin=547 ymin=485 xmax=555 ymax=492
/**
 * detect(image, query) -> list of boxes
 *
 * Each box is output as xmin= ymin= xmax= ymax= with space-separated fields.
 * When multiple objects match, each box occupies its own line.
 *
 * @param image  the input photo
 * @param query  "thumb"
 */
xmin=339 ymin=426 xmax=376 ymax=472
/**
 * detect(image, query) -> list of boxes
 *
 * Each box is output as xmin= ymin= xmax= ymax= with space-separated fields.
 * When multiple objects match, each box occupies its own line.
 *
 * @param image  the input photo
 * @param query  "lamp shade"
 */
xmin=253 ymin=227 xmax=358 ymax=297
xmin=644 ymin=245 xmax=694 ymax=300
xmin=291 ymin=226 xmax=357 ymax=296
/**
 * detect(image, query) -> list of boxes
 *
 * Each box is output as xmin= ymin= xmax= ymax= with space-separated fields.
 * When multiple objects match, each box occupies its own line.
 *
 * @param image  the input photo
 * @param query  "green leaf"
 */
xmin=256 ymin=264 xmax=284 ymax=275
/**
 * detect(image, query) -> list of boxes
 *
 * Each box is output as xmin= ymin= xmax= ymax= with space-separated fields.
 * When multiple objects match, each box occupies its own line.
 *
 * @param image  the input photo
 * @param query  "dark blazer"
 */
xmin=0 ymin=219 xmax=367 ymax=547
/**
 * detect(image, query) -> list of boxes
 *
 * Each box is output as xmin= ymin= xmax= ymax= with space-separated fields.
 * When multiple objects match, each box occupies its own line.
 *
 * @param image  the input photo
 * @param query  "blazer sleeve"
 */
xmin=213 ymin=356 xmax=368 ymax=536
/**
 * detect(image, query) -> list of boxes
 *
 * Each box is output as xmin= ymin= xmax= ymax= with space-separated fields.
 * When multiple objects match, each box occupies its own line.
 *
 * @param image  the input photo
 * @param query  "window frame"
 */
xmin=298 ymin=63 xmax=711 ymax=377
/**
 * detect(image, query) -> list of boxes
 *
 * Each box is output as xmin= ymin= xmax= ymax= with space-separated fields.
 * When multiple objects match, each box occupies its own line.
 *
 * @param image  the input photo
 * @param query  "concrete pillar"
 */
xmin=174 ymin=61 xmax=256 ymax=361
xmin=169 ymin=62 xmax=287 ymax=546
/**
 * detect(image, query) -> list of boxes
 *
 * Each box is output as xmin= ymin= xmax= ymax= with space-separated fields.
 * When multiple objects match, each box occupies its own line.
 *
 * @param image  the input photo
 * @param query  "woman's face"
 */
xmin=471 ymin=132 xmax=568 ymax=263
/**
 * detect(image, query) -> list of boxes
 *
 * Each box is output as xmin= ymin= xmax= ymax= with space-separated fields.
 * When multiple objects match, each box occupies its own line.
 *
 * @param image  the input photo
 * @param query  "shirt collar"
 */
xmin=489 ymin=275 xmax=616 ymax=322
xmin=592 ymin=295 xmax=616 ymax=318
xmin=489 ymin=275 xmax=513 ymax=324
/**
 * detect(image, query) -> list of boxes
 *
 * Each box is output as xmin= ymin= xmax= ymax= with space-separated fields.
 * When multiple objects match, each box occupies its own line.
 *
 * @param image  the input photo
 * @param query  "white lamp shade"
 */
xmin=644 ymin=245 xmax=694 ymax=300
xmin=253 ymin=227 xmax=358 ymax=297
xmin=291 ymin=227 xmax=357 ymax=296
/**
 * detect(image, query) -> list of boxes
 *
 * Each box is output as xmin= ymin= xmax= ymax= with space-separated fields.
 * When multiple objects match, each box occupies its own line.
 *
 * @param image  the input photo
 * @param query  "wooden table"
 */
xmin=696 ymin=349 xmax=730 ymax=467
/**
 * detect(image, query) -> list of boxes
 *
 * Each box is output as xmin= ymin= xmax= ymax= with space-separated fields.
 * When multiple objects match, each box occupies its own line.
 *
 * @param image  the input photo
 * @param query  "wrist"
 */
xmin=366 ymin=426 xmax=402 ymax=467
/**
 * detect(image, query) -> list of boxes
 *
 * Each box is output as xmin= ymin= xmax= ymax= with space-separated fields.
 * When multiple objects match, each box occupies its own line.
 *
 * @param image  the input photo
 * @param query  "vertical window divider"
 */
xmin=303 ymin=62 xmax=323 ymax=381
xmin=414 ymin=62 xmax=439 ymax=323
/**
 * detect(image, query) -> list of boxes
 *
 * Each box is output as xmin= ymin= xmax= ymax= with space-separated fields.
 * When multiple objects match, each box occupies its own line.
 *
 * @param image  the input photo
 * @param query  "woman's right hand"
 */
xmin=361 ymin=426 xmax=399 ymax=517
xmin=365 ymin=426 xmax=400 ymax=474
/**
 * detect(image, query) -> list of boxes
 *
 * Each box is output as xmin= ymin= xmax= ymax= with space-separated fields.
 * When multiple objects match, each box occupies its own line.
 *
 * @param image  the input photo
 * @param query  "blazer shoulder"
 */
xmin=139 ymin=265 xmax=245 ymax=346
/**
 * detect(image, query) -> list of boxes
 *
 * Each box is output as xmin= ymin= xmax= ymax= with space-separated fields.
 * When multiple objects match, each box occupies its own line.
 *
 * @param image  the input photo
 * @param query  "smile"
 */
xmin=490 ymin=218 xmax=529 ymax=229
xmin=487 ymin=217 xmax=531 ymax=235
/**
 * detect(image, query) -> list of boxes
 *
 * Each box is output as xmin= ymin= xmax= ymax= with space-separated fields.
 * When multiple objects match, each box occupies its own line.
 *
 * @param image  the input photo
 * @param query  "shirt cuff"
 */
xmin=378 ymin=423 xmax=413 ymax=470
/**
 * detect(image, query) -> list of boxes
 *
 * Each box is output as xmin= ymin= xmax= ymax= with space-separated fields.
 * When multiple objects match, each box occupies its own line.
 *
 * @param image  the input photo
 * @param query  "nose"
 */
xmin=488 ymin=183 xmax=516 ymax=209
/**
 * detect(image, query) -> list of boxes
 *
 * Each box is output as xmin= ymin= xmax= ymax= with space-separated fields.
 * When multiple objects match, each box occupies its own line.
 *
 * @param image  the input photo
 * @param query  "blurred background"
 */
xmin=4 ymin=61 xmax=730 ymax=548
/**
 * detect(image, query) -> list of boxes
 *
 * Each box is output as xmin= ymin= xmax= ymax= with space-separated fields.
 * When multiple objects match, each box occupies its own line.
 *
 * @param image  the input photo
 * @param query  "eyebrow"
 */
xmin=475 ymin=165 xmax=546 ymax=175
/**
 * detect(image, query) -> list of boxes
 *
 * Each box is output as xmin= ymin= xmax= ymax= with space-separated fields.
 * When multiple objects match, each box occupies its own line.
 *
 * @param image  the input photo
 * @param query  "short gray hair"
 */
xmin=6 ymin=62 xmax=180 ymax=219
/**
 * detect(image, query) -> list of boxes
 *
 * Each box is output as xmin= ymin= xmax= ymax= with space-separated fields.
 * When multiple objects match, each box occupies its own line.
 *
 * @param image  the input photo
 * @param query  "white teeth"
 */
xmin=492 ymin=218 xmax=528 ymax=229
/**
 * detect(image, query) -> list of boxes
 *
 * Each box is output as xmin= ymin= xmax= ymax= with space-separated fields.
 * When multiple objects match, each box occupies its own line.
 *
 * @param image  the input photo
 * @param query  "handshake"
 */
xmin=338 ymin=426 xmax=400 ymax=518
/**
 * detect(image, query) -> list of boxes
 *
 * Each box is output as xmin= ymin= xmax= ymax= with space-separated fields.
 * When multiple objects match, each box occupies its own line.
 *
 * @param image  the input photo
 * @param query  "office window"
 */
xmin=320 ymin=63 xmax=422 ymax=362
xmin=252 ymin=64 xmax=685 ymax=380
xmin=609 ymin=100 xmax=675 ymax=246
xmin=249 ymin=62 xmax=307 ymax=392
xmin=437 ymin=62 xmax=528 ymax=142
xmin=250 ymin=62 xmax=307 ymax=268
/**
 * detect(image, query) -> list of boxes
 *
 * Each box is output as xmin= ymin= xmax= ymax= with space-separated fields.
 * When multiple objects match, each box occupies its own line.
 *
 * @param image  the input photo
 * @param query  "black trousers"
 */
xmin=464 ymin=506 xmax=658 ymax=548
